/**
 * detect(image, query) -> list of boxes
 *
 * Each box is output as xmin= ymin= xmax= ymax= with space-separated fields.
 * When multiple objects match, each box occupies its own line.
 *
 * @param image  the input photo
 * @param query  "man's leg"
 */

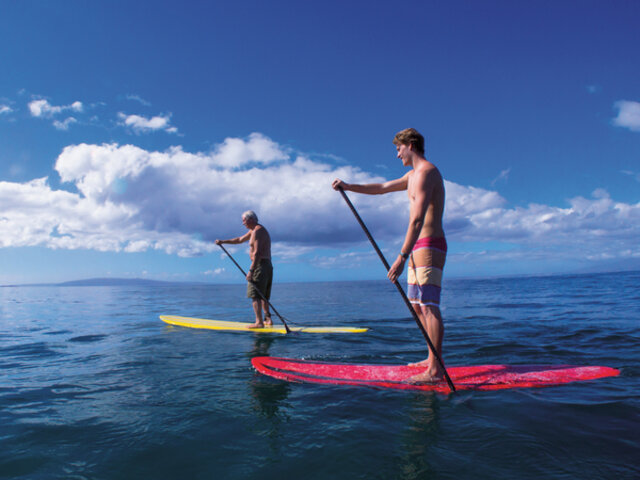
xmin=248 ymin=297 xmax=264 ymax=328
xmin=422 ymin=305 xmax=444 ymax=376
xmin=262 ymin=299 xmax=272 ymax=326
xmin=408 ymin=304 xmax=445 ymax=382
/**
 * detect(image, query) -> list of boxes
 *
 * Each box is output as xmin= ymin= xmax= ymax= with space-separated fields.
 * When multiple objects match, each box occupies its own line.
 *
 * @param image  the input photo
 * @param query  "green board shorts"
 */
xmin=247 ymin=259 xmax=273 ymax=300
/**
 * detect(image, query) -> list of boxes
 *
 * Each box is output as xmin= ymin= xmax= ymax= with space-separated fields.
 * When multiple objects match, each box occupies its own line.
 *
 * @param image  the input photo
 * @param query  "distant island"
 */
xmin=1 ymin=278 xmax=212 ymax=288
xmin=57 ymin=278 xmax=184 ymax=287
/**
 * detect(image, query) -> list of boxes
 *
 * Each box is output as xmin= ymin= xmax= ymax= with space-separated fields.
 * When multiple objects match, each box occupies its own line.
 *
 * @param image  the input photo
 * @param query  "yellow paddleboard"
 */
xmin=160 ymin=315 xmax=368 ymax=334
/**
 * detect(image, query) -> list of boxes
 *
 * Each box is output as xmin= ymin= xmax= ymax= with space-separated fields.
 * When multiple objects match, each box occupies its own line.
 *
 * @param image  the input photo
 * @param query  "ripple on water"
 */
xmin=68 ymin=334 xmax=108 ymax=343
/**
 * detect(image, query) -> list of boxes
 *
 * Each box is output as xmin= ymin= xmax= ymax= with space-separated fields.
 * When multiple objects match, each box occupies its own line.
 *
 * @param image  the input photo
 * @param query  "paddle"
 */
xmin=337 ymin=187 xmax=456 ymax=393
xmin=217 ymin=243 xmax=292 ymax=334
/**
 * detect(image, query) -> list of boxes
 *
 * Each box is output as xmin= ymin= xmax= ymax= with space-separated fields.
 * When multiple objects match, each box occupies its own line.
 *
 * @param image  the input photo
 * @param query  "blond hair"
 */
xmin=393 ymin=128 xmax=425 ymax=156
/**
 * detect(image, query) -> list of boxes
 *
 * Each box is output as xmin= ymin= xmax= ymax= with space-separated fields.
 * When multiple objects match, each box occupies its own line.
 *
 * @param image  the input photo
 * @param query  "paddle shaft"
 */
xmin=337 ymin=187 xmax=456 ymax=392
xmin=217 ymin=243 xmax=291 ymax=334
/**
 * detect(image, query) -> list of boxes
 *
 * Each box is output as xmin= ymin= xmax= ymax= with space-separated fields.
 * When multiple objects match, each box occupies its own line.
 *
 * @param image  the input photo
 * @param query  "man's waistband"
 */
xmin=412 ymin=237 xmax=447 ymax=252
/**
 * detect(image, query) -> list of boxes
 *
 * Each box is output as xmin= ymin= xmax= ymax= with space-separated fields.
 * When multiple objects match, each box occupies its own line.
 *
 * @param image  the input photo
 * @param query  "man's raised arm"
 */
xmin=215 ymin=231 xmax=251 ymax=245
xmin=332 ymin=174 xmax=409 ymax=195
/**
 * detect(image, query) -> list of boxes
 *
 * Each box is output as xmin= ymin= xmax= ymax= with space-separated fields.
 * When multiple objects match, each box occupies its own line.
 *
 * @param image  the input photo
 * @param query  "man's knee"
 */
xmin=420 ymin=305 xmax=441 ymax=319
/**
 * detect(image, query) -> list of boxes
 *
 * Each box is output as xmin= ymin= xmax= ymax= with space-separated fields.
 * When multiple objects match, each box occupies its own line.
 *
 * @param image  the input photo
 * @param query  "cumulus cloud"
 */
xmin=450 ymin=188 xmax=640 ymax=248
xmin=613 ymin=100 xmax=640 ymax=132
xmin=0 ymin=105 xmax=13 ymax=115
xmin=29 ymin=99 xmax=83 ymax=118
xmin=211 ymin=132 xmax=290 ymax=168
xmin=117 ymin=112 xmax=177 ymax=134
xmin=0 ymin=133 xmax=638 ymax=268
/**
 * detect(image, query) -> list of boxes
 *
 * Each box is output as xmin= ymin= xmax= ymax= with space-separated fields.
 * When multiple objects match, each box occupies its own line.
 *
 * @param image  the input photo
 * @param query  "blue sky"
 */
xmin=1 ymin=1 xmax=639 ymax=284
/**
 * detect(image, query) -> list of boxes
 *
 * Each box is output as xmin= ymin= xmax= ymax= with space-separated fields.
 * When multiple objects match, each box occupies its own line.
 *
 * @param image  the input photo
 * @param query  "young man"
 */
xmin=332 ymin=128 xmax=447 ymax=382
xmin=215 ymin=210 xmax=273 ymax=328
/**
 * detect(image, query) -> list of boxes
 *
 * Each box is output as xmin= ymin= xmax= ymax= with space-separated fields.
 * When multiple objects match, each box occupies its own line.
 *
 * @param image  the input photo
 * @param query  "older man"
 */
xmin=216 ymin=210 xmax=273 ymax=328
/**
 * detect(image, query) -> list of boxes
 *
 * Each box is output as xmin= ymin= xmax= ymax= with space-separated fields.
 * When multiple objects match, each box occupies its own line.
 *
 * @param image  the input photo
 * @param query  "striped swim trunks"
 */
xmin=407 ymin=237 xmax=447 ymax=308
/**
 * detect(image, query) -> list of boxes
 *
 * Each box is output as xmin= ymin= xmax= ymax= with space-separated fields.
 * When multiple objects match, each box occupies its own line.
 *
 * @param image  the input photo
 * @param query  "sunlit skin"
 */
xmin=215 ymin=215 xmax=272 ymax=328
xmin=332 ymin=141 xmax=446 ymax=383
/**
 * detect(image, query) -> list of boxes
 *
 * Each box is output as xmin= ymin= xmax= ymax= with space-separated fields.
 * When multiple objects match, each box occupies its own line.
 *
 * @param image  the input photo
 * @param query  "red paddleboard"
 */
xmin=251 ymin=357 xmax=620 ymax=393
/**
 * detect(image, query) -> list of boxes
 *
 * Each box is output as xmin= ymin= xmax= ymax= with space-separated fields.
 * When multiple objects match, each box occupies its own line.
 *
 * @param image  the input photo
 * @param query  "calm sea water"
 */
xmin=1 ymin=271 xmax=638 ymax=479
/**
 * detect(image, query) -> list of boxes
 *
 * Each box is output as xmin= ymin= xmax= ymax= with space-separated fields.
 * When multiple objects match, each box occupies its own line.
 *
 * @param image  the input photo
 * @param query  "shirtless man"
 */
xmin=332 ymin=128 xmax=447 ymax=382
xmin=215 ymin=210 xmax=273 ymax=328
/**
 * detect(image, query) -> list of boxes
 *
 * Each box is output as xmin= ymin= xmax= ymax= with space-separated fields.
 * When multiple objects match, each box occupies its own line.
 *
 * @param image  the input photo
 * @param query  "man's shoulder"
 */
xmin=413 ymin=162 xmax=441 ymax=179
xmin=418 ymin=158 xmax=439 ymax=172
xmin=255 ymin=224 xmax=270 ymax=237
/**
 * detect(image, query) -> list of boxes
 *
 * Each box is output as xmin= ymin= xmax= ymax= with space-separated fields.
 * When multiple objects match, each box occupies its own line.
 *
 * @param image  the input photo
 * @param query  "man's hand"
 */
xmin=246 ymin=271 xmax=252 ymax=282
xmin=332 ymin=178 xmax=346 ymax=191
xmin=215 ymin=239 xmax=222 ymax=245
xmin=387 ymin=255 xmax=406 ymax=283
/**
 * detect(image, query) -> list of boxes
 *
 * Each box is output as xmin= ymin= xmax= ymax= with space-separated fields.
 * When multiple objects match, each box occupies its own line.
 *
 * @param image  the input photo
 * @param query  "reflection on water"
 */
xmin=248 ymin=335 xmax=291 ymax=420
xmin=396 ymin=393 xmax=440 ymax=479
xmin=250 ymin=335 xmax=276 ymax=358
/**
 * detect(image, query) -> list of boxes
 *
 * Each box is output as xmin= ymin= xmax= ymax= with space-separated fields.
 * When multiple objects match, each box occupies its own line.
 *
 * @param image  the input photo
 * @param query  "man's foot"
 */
xmin=405 ymin=370 xmax=444 ymax=384
xmin=408 ymin=359 xmax=430 ymax=367
xmin=264 ymin=313 xmax=273 ymax=327
xmin=248 ymin=321 xmax=265 ymax=329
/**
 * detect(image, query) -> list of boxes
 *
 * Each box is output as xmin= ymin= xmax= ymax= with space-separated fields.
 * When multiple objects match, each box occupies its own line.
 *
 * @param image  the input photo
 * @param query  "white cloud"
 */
xmin=211 ymin=132 xmax=289 ymax=168
xmin=613 ymin=100 xmax=640 ymax=132
xmin=451 ymin=189 xmax=640 ymax=248
xmin=0 ymin=105 xmax=13 ymax=115
xmin=204 ymin=268 xmax=225 ymax=276
xmin=490 ymin=168 xmax=511 ymax=187
xmin=0 ymin=133 xmax=638 ymax=270
xmin=117 ymin=112 xmax=177 ymax=134
xmin=9 ymin=164 xmax=25 ymax=177
xmin=29 ymin=99 xmax=57 ymax=117
xmin=621 ymin=170 xmax=640 ymax=183
xmin=53 ymin=117 xmax=78 ymax=131
xmin=125 ymin=94 xmax=152 ymax=106
xmin=28 ymin=98 xmax=83 ymax=118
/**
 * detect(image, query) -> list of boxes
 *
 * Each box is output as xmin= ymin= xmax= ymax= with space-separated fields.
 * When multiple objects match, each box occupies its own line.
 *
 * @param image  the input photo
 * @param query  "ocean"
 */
xmin=1 ymin=271 xmax=638 ymax=479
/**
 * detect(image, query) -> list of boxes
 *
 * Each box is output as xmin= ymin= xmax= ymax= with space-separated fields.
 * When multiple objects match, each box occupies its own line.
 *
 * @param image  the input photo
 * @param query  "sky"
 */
xmin=0 ymin=0 xmax=639 ymax=285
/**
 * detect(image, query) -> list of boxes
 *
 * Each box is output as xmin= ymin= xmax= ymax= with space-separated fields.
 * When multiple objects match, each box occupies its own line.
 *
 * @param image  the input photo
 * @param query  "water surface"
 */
xmin=1 ymin=272 xmax=638 ymax=479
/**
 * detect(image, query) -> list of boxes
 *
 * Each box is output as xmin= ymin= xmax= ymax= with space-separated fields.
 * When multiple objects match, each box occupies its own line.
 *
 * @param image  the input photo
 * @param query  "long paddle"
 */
xmin=217 ymin=243 xmax=292 ymax=334
xmin=337 ymin=187 xmax=456 ymax=392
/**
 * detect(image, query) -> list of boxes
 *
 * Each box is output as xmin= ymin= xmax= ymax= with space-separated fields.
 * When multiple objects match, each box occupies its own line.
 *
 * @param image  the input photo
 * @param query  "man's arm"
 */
xmin=332 ymin=174 xmax=409 ymax=195
xmin=215 ymin=231 xmax=251 ymax=245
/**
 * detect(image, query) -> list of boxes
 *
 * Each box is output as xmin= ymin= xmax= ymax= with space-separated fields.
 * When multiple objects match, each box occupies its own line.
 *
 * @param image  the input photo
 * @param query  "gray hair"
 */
xmin=242 ymin=210 xmax=258 ymax=222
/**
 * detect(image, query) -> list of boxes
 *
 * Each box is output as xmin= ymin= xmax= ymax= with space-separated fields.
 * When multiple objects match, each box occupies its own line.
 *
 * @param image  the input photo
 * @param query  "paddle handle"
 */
xmin=217 ymin=243 xmax=292 ymax=334
xmin=337 ymin=187 xmax=456 ymax=392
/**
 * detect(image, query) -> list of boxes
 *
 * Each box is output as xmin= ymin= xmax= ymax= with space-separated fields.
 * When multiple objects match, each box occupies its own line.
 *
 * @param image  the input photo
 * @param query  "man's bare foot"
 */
xmin=248 ymin=322 xmax=265 ymax=329
xmin=405 ymin=369 xmax=444 ymax=384
xmin=264 ymin=313 xmax=273 ymax=327
xmin=408 ymin=359 xmax=430 ymax=367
